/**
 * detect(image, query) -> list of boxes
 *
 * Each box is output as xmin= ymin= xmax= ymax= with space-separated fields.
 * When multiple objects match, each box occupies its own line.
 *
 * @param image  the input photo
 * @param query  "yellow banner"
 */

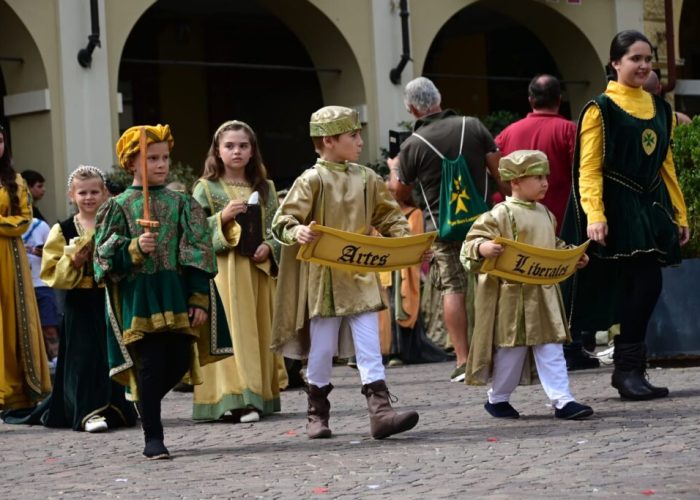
xmin=480 ymin=237 xmax=590 ymax=285
xmin=297 ymin=224 xmax=437 ymax=272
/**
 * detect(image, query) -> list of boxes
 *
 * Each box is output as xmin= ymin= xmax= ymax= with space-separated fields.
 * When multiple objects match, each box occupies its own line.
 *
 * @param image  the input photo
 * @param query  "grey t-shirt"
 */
xmin=398 ymin=109 xmax=497 ymax=231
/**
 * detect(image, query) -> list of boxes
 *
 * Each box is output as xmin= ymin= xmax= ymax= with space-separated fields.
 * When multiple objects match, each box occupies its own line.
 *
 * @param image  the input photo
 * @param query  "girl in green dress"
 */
xmin=4 ymin=166 xmax=137 ymax=432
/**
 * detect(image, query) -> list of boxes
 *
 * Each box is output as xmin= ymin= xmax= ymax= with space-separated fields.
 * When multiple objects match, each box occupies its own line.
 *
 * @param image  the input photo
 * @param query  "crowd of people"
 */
xmin=0 ymin=30 xmax=691 ymax=459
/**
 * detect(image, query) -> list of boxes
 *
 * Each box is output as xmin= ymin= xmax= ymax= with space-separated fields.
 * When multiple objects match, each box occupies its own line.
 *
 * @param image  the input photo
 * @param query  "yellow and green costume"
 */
xmin=94 ymin=185 xmax=231 ymax=399
xmin=191 ymin=179 xmax=282 ymax=419
xmin=561 ymin=81 xmax=687 ymax=331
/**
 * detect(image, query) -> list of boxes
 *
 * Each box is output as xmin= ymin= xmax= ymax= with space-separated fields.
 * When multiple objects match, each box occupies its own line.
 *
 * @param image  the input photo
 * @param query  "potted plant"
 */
xmin=647 ymin=116 xmax=700 ymax=363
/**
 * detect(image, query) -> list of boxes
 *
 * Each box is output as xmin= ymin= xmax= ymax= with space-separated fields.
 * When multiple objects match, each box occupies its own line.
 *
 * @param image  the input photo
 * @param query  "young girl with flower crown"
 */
xmin=4 ymin=165 xmax=137 ymax=432
xmin=192 ymin=120 xmax=282 ymax=423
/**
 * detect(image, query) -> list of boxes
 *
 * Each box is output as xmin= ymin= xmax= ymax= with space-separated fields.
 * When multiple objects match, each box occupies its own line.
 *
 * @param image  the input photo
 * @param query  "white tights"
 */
xmin=306 ymin=312 xmax=385 ymax=387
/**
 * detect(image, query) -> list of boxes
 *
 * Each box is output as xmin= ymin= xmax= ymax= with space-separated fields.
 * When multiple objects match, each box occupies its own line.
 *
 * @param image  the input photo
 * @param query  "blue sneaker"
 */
xmin=554 ymin=401 xmax=594 ymax=420
xmin=484 ymin=401 xmax=520 ymax=419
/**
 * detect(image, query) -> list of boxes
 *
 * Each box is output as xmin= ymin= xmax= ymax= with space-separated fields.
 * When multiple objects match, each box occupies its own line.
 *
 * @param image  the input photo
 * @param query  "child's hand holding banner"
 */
xmin=297 ymin=224 xmax=437 ymax=272
xmin=480 ymin=237 xmax=590 ymax=285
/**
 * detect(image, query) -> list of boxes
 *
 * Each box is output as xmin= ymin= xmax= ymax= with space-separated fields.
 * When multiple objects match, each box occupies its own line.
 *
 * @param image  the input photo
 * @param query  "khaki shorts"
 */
xmin=430 ymin=240 xmax=468 ymax=295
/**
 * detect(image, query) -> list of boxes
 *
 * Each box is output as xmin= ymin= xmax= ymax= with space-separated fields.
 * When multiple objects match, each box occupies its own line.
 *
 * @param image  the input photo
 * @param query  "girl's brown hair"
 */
xmin=0 ymin=126 xmax=20 ymax=215
xmin=202 ymin=120 xmax=269 ymax=202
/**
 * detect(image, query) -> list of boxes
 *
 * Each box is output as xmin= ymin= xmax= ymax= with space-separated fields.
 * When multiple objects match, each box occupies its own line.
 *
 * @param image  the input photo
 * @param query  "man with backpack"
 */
xmin=388 ymin=76 xmax=506 ymax=382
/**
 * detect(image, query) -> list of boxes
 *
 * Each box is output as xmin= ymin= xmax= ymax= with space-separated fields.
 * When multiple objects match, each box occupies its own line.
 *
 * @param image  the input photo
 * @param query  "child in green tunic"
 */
xmin=95 ymin=124 xmax=224 ymax=459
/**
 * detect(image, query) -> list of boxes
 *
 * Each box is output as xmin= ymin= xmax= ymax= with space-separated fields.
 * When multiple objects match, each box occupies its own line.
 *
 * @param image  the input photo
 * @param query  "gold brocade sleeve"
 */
xmin=272 ymin=174 xmax=316 ymax=246
xmin=0 ymin=176 xmax=32 ymax=237
xmin=40 ymin=223 xmax=84 ymax=289
xmin=127 ymin=238 xmax=146 ymax=265
xmin=223 ymin=216 xmax=242 ymax=247
xmin=192 ymin=180 xmax=241 ymax=253
xmin=188 ymin=291 xmax=209 ymax=311
xmin=460 ymin=211 xmax=502 ymax=272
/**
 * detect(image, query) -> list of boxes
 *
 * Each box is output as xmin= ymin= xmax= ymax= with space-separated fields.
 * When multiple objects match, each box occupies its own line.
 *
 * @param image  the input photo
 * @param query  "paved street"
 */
xmin=2 ymin=361 xmax=699 ymax=499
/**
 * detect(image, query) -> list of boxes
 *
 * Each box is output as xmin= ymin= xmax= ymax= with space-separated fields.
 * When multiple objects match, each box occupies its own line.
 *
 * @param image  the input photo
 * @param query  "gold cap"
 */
xmin=498 ymin=149 xmax=550 ymax=181
xmin=116 ymin=124 xmax=174 ymax=170
xmin=309 ymin=106 xmax=361 ymax=137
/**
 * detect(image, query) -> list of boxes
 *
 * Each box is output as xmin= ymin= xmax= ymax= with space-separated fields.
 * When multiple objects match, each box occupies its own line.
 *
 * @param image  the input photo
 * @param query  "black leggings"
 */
xmin=132 ymin=333 xmax=191 ymax=442
xmin=617 ymin=256 xmax=663 ymax=345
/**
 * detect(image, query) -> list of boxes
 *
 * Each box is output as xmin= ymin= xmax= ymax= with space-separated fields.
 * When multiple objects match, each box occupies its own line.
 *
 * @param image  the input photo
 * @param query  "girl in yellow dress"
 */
xmin=0 ymin=124 xmax=51 ymax=411
xmin=192 ymin=120 xmax=281 ymax=422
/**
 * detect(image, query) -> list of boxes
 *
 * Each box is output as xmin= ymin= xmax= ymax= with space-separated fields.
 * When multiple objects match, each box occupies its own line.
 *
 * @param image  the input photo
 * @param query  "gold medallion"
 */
xmin=641 ymin=129 xmax=657 ymax=156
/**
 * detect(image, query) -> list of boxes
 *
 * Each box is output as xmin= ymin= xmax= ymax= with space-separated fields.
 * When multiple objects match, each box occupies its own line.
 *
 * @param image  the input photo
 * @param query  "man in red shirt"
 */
xmin=495 ymin=74 xmax=575 ymax=233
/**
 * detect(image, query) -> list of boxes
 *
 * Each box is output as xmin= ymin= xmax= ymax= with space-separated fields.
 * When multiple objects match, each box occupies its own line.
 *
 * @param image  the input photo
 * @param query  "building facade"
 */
xmin=0 ymin=0 xmax=693 ymax=220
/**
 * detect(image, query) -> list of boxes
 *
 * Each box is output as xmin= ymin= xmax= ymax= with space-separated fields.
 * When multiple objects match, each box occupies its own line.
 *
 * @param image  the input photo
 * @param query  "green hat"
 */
xmin=309 ymin=106 xmax=361 ymax=137
xmin=498 ymin=150 xmax=550 ymax=181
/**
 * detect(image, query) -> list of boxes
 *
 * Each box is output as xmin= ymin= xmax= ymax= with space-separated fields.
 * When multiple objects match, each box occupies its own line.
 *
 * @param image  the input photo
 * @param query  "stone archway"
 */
xmin=0 ymin=1 xmax=55 ymax=213
xmin=114 ymin=0 xmax=366 ymax=187
xmin=416 ymin=0 xmax=605 ymax=121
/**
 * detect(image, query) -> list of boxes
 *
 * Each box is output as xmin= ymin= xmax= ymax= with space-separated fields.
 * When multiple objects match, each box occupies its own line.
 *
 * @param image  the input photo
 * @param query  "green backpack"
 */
xmin=414 ymin=117 xmax=489 ymax=241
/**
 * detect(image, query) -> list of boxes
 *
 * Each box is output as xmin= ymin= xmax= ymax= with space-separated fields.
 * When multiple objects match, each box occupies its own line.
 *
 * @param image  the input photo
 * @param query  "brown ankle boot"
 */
xmin=305 ymin=383 xmax=333 ymax=439
xmin=361 ymin=380 xmax=419 ymax=439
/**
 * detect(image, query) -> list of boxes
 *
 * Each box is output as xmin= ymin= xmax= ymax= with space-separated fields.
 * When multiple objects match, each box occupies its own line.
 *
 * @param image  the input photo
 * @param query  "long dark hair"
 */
xmin=607 ymin=30 xmax=653 ymax=81
xmin=202 ymin=120 xmax=269 ymax=202
xmin=0 ymin=125 xmax=20 ymax=215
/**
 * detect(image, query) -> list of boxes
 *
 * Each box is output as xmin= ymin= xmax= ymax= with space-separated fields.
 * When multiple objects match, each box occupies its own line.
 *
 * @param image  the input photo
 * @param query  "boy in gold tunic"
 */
xmin=272 ymin=106 xmax=419 ymax=439
xmin=460 ymin=150 xmax=594 ymax=420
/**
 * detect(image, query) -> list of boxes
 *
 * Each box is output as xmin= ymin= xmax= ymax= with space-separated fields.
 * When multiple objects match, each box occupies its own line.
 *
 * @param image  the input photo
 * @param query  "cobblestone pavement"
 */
xmin=2 ymin=361 xmax=699 ymax=499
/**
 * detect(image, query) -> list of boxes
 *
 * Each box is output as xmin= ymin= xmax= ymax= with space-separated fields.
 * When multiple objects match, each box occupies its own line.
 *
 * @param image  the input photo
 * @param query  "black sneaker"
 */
xmin=143 ymin=439 xmax=170 ymax=460
xmin=554 ymin=401 xmax=594 ymax=420
xmin=484 ymin=401 xmax=520 ymax=419
xmin=566 ymin=355 xmax=600 ymax=371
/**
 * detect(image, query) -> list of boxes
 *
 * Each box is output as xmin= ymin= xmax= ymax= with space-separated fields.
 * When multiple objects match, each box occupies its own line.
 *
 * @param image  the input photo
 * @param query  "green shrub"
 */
xmin=672 ymin=116 xmax=700 ymax=258
xmin=482 ymin=110 xmax=521 ymax=137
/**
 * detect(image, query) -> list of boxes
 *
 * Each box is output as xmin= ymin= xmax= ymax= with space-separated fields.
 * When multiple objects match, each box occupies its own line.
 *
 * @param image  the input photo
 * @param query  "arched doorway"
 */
xmin=0 ymin=0 xmax=55 ymax=215
xmin=420 ymin=0 xmax=603 ymax=128
xmin=118 ymin=0 xmax=346 ymax=187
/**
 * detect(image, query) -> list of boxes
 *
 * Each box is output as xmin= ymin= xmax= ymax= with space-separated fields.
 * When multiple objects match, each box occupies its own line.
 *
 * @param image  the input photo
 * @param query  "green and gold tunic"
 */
xmin=94 ymin=185 xmax=230 ymax=399
xmin=191 ymin=179 xmax=282 ymax=420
